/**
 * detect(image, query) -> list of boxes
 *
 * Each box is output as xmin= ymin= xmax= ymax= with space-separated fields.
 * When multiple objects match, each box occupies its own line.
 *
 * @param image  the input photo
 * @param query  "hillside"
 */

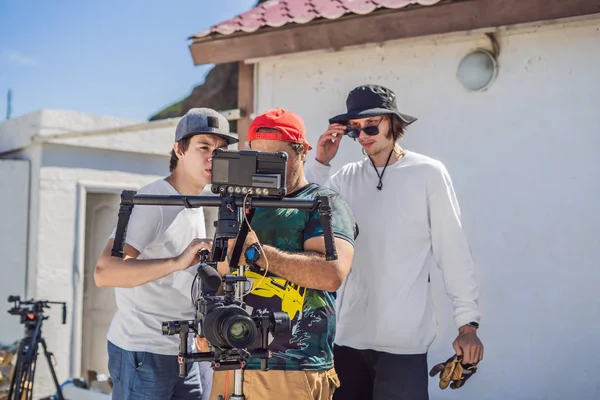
xmin=148 ymin=62 xmax=238 ymax=121
xmin=149 ymin=0 xmax=268 ymax=122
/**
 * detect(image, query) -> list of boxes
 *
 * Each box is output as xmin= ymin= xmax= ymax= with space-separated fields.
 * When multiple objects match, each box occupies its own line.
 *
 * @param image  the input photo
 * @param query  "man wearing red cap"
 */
xmin=208 ymin=108 xmax=359 ymax=400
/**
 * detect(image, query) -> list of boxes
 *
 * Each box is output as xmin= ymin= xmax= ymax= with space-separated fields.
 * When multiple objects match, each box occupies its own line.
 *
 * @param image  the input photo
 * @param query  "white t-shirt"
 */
xmin=107 ymin=178 xmax=207 ymax=355
xmin=305 ymin=151 xmax=481 ymax=354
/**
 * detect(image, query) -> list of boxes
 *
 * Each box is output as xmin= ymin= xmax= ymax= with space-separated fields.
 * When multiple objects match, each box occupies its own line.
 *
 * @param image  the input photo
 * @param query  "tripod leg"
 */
xmin=9 ymin=338 xmax=32 ymax=400
xmin=7 ymin=344 xmax=19 ymax=398
xmin=27 ymin=352 xmax=39 ymax=400
xmin=18 ymin=356 xmax=32 ymax=399
xmin=7 ymin=346 xmax=20 ymax=398
xmin=21 ymin=356 xmax=35 ymax=400
xmin=40 ymin=339 xmax=65 ymax=400
xmin=20 ymin=340 xmax=37 ymax=400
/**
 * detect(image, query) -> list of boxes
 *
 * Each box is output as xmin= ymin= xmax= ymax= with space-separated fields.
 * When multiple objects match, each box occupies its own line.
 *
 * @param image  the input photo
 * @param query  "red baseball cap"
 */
xmin=248 ymin=108 xmax=313 ymax=150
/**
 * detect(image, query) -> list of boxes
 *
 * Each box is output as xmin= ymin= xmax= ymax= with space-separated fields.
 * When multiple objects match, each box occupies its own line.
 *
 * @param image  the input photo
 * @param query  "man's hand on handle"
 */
xmin=176 ymin=239 xmax=213 ymax=270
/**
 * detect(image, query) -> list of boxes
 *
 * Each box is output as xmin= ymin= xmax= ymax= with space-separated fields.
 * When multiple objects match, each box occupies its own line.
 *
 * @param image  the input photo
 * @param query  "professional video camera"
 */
xmin=6 ymin=295 xmax=67 ymax=400
xmin=110 ymin=149 xmax=338 ymax=380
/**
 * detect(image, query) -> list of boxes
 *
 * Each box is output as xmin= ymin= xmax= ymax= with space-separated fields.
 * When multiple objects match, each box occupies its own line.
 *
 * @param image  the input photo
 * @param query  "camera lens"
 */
xmin=204 ymin=305 xmax=258 ymax=349
xmin=222 ymin=315 xmax=256 ymax=348
xmin=230 ymin=321 xmax=249 ymax=338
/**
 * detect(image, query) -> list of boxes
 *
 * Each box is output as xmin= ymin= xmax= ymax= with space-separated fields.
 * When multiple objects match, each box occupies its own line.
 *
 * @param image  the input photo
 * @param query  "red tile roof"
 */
xmin=191 ymin=0 xmax=443 ymax=39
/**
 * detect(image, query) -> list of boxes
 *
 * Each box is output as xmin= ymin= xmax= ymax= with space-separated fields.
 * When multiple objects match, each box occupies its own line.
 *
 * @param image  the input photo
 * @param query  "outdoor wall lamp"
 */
xmin=457 ymin=33 xmax=500 ymax=92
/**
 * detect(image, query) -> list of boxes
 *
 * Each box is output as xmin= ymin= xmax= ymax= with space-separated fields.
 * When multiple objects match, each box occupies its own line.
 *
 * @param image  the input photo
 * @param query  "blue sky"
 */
xmin=0 ymin=0 xmax=256 ymax=121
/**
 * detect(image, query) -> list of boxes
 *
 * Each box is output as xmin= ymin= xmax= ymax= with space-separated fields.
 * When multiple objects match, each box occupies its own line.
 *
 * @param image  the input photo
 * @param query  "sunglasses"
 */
xmin=343 ymin=118 xmax=383 ymax=139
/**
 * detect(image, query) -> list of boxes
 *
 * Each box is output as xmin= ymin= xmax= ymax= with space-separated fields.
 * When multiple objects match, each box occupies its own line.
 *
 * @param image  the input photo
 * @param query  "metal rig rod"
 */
xmin=131 ymin=194 xmax=317 ymax=210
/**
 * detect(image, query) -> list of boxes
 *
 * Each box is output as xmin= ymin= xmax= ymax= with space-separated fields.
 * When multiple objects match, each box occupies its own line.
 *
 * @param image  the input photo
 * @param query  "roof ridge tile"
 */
xmin=191 ymin=0 xmax=443 ymax=39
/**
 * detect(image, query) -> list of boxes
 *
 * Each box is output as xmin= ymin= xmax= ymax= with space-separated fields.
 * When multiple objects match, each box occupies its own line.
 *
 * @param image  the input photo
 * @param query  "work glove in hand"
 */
xmin=429 ymin=354 xmax=478 ymax=389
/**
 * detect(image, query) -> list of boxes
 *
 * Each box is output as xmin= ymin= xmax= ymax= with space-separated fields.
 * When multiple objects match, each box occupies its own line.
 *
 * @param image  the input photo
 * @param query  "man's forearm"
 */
xmin=95 ymin=256 xmax=180 ymax=288
xmin=254 ymin=245 xmax=342 ymax=292
xmin=429 ymin=177 xmax=482 ymax=327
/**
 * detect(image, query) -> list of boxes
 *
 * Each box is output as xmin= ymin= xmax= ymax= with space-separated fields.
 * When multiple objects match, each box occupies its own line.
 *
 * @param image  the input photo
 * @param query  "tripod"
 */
xmin=6 ymin=296 xmax=66 ymax=400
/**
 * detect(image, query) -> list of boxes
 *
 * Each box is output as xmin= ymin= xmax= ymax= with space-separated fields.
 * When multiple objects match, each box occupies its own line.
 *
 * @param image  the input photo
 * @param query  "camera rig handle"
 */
xmin=61 ymin=301 xmax=67 ymax=324
xmin=316 ymin=195 xmax=337 ymax=262
xmin=111 ymin=190 xmax=136 ymax=258
xmin=111 ymin=191 xmax=339 ymax=262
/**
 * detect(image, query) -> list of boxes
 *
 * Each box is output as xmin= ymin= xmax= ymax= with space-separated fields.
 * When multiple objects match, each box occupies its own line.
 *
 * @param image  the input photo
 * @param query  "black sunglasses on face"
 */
xmin=344 ymin=118 xmax=383 ymax=139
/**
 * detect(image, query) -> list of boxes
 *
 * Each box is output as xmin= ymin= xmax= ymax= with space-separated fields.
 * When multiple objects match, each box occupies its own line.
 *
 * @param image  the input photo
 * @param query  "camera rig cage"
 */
xmin=110 ymin=149 xmax=338 ymax=377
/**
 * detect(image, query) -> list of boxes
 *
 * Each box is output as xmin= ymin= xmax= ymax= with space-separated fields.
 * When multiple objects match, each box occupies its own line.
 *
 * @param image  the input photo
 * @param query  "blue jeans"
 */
xmin=107 ymin=341 xmax=212 ymax=400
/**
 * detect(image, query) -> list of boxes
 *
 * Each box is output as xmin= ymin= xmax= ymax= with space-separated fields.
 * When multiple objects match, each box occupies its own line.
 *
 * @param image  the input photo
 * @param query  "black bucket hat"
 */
xmin=329 ymin=84 xmax=418 ymax=125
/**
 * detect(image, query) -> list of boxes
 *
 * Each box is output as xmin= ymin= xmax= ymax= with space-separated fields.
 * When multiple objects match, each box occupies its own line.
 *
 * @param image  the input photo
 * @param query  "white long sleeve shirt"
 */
xmin=304 ymin=150 xmax=481 ymax=354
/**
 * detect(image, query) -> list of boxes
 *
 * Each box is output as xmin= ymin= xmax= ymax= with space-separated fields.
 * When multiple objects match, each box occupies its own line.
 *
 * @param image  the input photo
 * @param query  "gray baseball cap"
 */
xmin=175 ymin=108 xmax=239 ymax=145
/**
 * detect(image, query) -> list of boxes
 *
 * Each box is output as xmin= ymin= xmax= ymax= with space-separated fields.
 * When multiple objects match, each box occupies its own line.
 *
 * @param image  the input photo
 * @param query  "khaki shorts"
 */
xmin=209 ymin=368 xmax=340 ymax=400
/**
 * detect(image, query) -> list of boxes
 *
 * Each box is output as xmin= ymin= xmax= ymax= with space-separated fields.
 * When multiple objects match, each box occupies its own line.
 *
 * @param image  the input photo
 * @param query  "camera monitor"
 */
xmin=210 ymin=149 xmax=287 ymax=199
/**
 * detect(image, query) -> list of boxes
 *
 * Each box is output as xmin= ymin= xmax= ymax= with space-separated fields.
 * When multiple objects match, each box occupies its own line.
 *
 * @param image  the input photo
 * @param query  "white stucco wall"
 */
xmin=254 ymin=18 xmax=600 ymax=399
xmin=0 ymin=111 xmax=45 ymax=153
xmin=0 ymin=159 xmax=30 ymax=345
xmin=0 ymin=109 xmax=139 ymax=154
xmin=50 ymin=124 xmax=177 ymax=156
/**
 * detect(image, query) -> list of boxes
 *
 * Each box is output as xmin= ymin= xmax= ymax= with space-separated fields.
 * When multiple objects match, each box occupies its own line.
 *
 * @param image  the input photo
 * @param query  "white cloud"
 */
xmin=2 ymin=50 xmax=39 ymax=66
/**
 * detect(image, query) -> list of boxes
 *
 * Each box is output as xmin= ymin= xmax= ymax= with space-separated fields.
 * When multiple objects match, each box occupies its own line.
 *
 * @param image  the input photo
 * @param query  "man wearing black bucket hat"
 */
xmin=95 ymin=108 xmax=238 ymax=400
xmin=305 ymin=84 xmax=484 ymax=399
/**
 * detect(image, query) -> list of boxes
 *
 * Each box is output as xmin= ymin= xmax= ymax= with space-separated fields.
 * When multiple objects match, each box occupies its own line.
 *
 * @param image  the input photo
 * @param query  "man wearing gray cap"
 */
xmin=94 ymin=108 xmax=238 ymax=400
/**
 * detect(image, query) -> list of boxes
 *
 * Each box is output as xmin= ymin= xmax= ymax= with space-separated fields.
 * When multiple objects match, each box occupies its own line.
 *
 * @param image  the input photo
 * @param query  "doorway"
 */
xmin=81 ymin=193 xmax=119 ymax=377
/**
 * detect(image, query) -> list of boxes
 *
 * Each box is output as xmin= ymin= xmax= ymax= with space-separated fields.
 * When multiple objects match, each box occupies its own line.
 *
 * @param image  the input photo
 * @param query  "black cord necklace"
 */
xmin=368 ymin=147 xmax=395 ymax=190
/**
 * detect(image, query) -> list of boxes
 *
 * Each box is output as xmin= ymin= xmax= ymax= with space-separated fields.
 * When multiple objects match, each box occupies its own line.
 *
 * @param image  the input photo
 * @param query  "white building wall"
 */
xmin=50 ymin=124 xmax=177 ymax=156
xmin=0 ymin=159 xmax=30 ymax=345
xmin=254 ymin=18 xmax=600 ymax=399
xmin=0 ymin=111 xmax=44 ymax=153
xmin=0 ymin=109 xmax=139 ymax=154
xmin=0 ymin=145 xmax=44 ymax=306
xmin=35 ymin=109 xmax=139 ymax=137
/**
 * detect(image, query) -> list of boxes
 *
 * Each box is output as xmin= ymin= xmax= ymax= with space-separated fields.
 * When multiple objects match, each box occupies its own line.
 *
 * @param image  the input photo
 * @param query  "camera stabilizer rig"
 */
xmin=110 ymin=149 xmax=339 ymax=399
xmin=6 ymin=295 xmax=67 ymax=400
